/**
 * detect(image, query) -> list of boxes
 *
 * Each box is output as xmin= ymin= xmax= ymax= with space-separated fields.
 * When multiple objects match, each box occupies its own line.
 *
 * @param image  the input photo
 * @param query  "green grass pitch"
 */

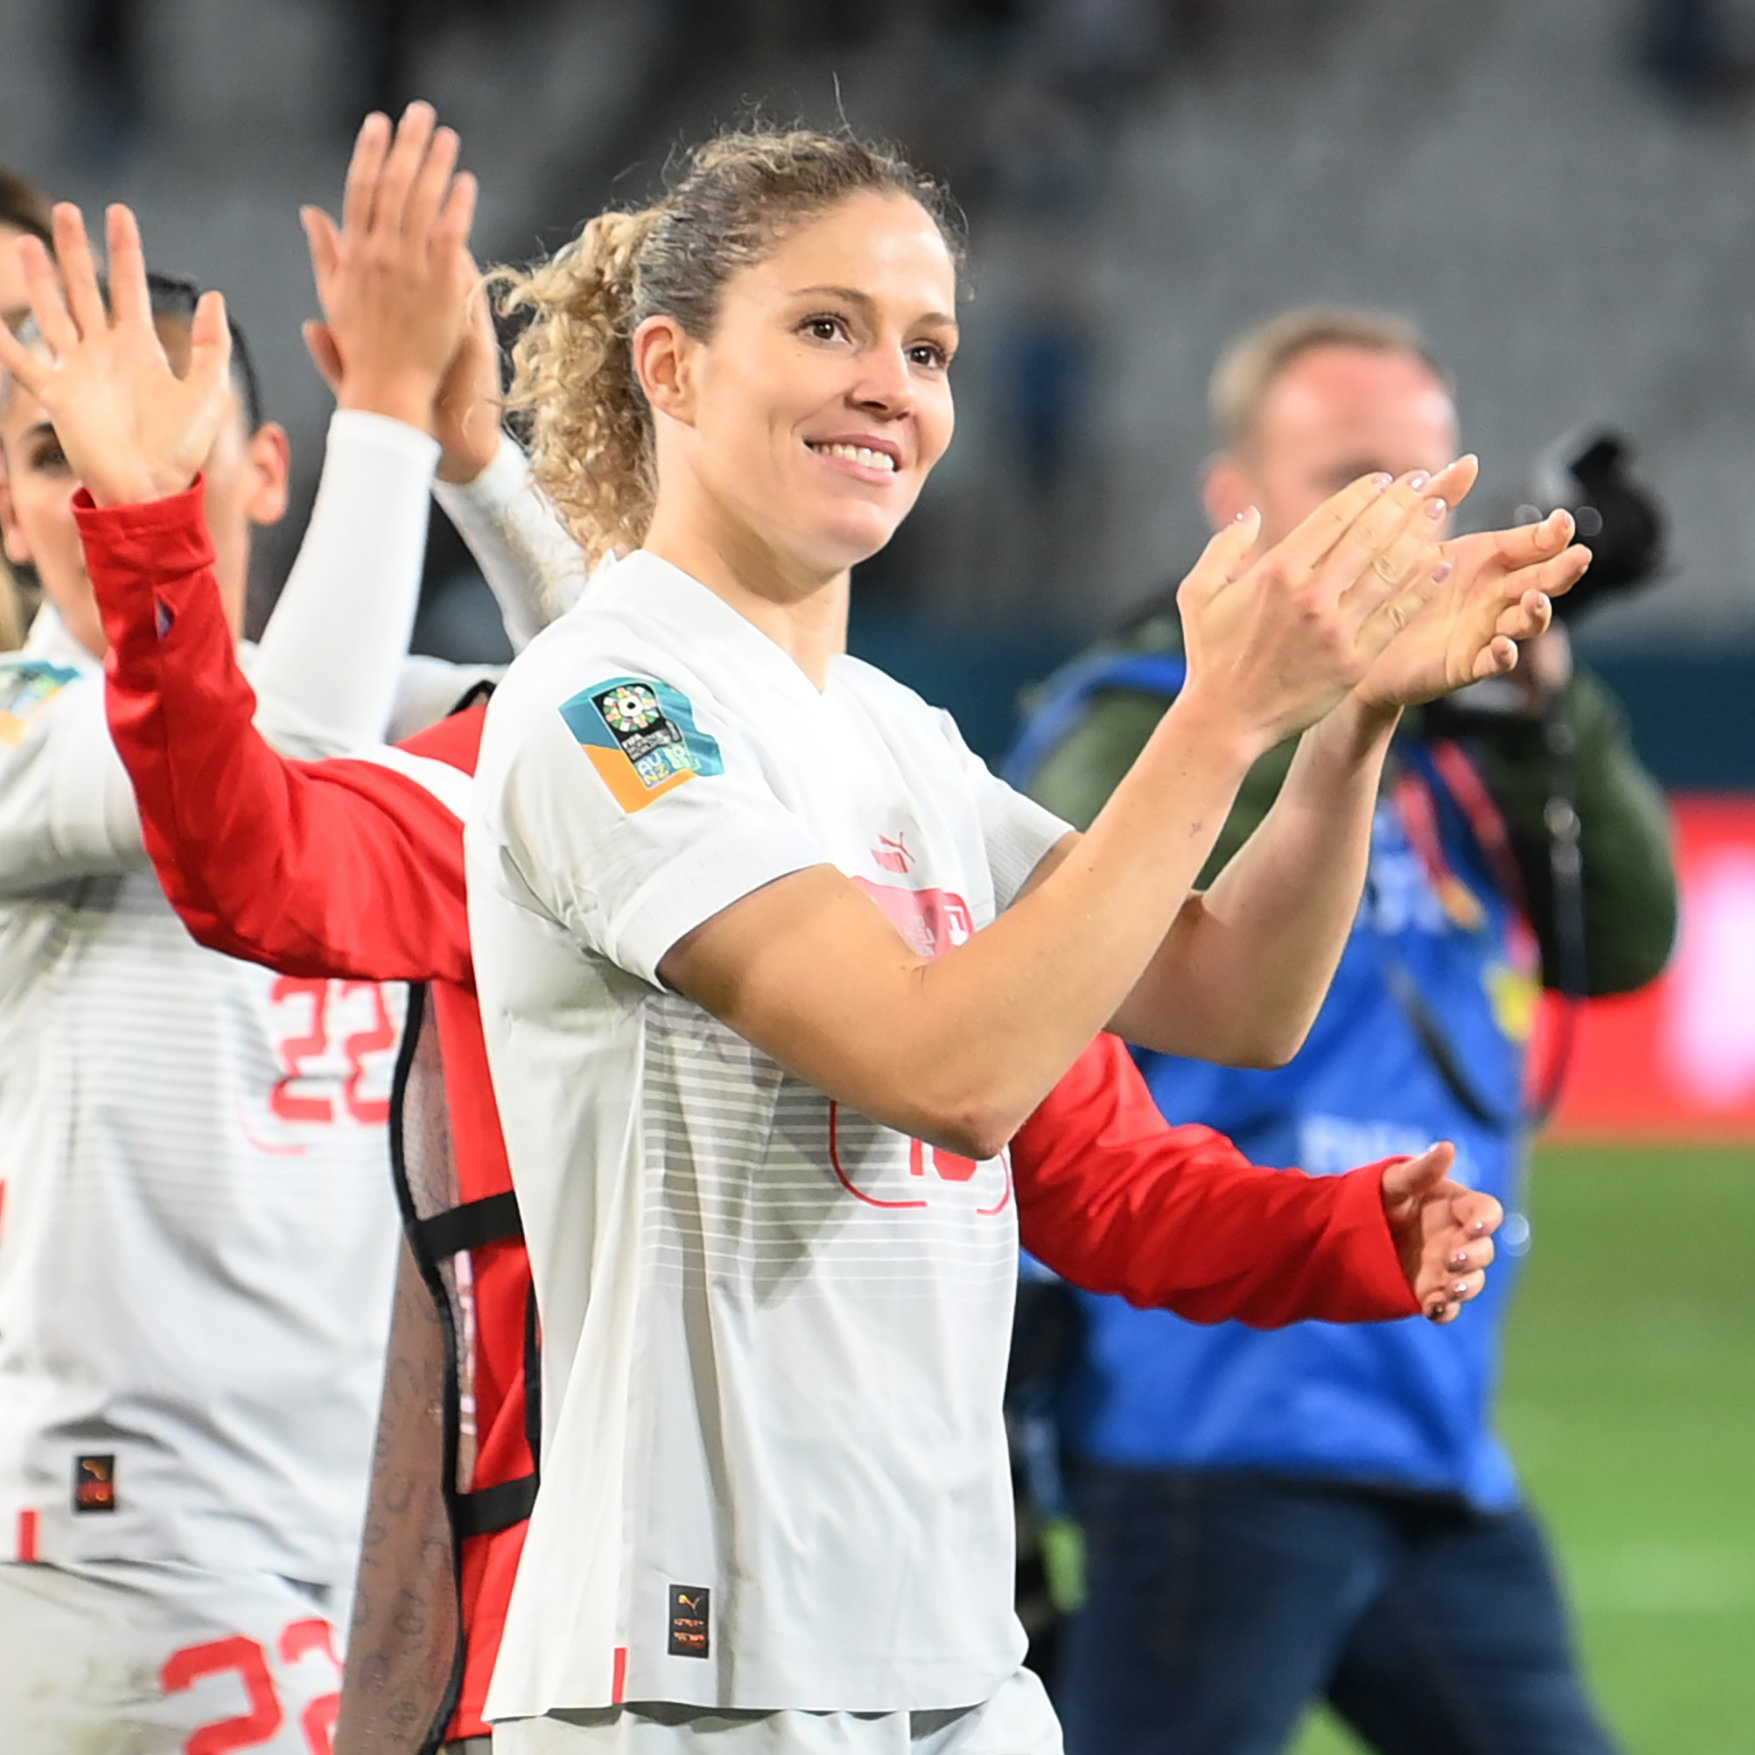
xmin=1293 ymin=1142 xmax=1755 ymax=1755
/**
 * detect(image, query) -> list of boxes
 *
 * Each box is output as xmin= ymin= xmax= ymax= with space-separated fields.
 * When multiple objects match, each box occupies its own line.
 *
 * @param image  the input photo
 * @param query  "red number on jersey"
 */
xmin=267 ymin=978 xmax=399 ymax=1130
xmin=338 ymin=982 xmax=397 ymax=1125
xmin=907 ymin=1137 xmax=981 ymax=1182
xmin=280 ymin=1618 xmax=342 ymax=1755
xmin=268 ymin=977 xmax=334 ymax=1125
xmin=160 ymin=1635 xmax=283 ymax=1752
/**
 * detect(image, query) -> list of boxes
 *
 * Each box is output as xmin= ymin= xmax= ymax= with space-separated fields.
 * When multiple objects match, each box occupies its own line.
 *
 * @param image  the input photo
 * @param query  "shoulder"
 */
xmin=478 ymin=609 xmax=729 ymax=817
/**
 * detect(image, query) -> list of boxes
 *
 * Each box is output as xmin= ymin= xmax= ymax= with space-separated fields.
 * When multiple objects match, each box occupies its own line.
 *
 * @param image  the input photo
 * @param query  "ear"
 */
xmin=0 ymin=469 xmax=30 ymax=569
xmin=1202 ymin=452 xmax=1254 ymax=533
xmin=242 ymin=421 xmax=292 ymax=529
xmin=632 ymin=314 xmax=696 ymax=427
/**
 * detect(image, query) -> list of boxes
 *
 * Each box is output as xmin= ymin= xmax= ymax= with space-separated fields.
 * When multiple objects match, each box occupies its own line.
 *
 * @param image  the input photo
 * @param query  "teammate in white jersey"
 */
xmin=467 ymin=126 xmax=1589 ymax=1753
xmin=0 ymin=104 xmax=488 ymax=1748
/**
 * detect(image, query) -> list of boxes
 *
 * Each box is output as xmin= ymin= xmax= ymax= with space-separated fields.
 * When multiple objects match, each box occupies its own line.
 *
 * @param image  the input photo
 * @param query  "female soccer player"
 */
xmin=0 ymin=105 xmax=485 ymax=1747
xmin=466 ymin=127 xmax=1585 ymax=1753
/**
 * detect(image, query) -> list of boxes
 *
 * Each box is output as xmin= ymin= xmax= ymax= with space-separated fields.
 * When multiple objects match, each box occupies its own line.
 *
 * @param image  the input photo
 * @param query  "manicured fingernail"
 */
xmin=1470 ymin=1219 xmax=1489 ymax=1235
xmin=1370 ymin=472 xmax=1394 ymax=489
xmin=1426 ymin=498 xmax=1448 ymax=521
xmin=1453 ymin=1280 xmax=1472 ymax=1298
xmin=1408 ymin=472 xmax=1430 ymax=491
xmin=1426 ymin=1304 xmax=1450 ymax=1323
xmin=1430 ymin=560 xmax=1454 ymax=583
xmin=1448 ymin=1251 xmax=1470 ymax=1272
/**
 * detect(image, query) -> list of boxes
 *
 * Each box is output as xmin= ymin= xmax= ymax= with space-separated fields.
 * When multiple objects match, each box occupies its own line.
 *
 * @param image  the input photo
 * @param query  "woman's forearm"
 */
xmin=1113 ymin=695 xmax=1399 ymax=1066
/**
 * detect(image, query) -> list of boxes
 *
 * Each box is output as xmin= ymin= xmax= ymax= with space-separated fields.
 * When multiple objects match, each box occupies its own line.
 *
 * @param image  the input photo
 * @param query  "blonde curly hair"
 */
xmin=496 ymin=126 xmax=963 ymax=567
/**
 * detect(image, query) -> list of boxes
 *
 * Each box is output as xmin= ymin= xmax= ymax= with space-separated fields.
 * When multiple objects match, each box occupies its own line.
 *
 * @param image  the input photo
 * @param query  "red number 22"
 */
xmin=269 ymin=978 xmax=396 ymax=1127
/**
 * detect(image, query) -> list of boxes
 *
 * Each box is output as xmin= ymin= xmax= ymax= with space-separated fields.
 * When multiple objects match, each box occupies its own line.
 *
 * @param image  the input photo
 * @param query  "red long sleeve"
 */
xmin=1013 ymin=1034 xmax=1419 ymax=1327
xmin=81 ymin=482 xmax=478 ymax=988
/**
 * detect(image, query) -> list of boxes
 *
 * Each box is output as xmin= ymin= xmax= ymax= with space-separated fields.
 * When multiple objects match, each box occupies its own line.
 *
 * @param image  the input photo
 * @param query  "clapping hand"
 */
xmin=1176 ymin=457 xmax=1479 ymax=755
xmin=299 ymin=101 xmax=478 ymax=433
xmin=1379 ymin=1142 xmax=1503 ymax=1324
xmin=1354 ymin=509 xmax=1591 ymax=709
xmin=0 ymin=204 xmax=232 ymax=508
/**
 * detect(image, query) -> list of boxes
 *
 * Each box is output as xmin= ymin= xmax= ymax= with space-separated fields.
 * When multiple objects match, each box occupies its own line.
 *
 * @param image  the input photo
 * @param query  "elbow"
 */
xmin=909 ymin=1083 xmax=1026 ymax=1165
xmin=919 ymin=1108 xmax=1016 ymax=1166
xmin=1235 ymin=1027 xmax=1307 ymax=1072
xmin=1186 ymin=1014 xmax=1311 ymax=1073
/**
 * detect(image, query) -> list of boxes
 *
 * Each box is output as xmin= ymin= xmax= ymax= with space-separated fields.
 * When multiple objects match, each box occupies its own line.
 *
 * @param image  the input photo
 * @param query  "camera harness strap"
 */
xmin=1385 ymin=714 xmax=1586 ymax=1135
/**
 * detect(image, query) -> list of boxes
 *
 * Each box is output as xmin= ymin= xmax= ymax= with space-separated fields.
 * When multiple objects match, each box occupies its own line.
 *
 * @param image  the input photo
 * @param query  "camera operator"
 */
xmin=1008 ymin=306 xmax=1678 ymax=1755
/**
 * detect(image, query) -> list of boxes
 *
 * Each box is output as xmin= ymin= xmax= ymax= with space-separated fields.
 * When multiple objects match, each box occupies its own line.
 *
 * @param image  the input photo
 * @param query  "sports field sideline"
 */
xmin=1296 ymin=1143 xmax=1755 ymax=1755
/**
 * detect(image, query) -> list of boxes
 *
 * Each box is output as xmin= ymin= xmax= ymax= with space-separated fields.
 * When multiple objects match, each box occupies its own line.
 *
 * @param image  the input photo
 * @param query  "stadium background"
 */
xmin=4 ymin=0 xmax=1751 ymax=1747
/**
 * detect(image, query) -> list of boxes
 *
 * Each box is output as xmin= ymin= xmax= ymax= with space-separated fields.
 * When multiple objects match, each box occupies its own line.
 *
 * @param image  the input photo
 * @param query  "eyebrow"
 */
xmin=790 ymin=283 xmax=959 ymax=331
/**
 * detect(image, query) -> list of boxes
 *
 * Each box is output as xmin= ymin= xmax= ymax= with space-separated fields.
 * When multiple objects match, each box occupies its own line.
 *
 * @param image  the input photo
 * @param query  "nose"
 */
xmin=848 ymin=343 xmax=913 ymax=419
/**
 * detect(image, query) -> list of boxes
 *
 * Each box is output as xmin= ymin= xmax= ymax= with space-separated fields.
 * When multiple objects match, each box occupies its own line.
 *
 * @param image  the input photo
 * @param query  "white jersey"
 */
xmin=0 ymin=605 xmax=404 ymax=1585
xmin=467 ymin=553 xmax=1069 ymax=1720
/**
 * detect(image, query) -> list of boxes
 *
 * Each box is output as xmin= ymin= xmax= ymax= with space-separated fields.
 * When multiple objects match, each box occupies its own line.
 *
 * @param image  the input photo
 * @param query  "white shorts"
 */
xmin=491 ymin=1668 xmax=1063 ymax=1755
xmin=0 ymin=1557 xmax=346 ymax=1753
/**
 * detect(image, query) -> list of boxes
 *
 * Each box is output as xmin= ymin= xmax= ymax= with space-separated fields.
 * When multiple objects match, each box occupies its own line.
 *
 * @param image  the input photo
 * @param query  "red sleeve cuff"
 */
xmin=1336 ymin=1159 xmax=1422 ymax=1321
xmin=73 ymin=476 xmax=215 ymax=581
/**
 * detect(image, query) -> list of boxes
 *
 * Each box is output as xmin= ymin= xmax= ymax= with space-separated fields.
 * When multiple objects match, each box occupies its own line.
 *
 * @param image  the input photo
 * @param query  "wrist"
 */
xmin=1160 ymin=683 xmax=1275 ymax=776
xmin=1316 ymin=692 xmax=1403 ymax=765
xmin=85 ymin=465 xmax=197 ymax=509
xmin=435 ymin=424 xmax=500 ymax=486
xmin=338 ymin=378 xmax=440 ymax=434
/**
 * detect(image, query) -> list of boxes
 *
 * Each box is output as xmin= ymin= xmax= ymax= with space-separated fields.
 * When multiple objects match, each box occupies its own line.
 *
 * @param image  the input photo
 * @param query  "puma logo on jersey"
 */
xmin=73 ymin=1453 xmax=117 ymax=1514
xmin=668 ymin=1584 xmax=710 ymax=1658
xmin=873 ymin=832 xmax=914 ymax=874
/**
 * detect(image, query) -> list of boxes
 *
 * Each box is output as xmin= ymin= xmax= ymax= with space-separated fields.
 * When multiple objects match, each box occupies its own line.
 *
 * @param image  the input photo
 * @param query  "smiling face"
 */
xmin=0 ymin=315 xmax=290 ymax=658
xmin=640 ymin=189 xmax=959 ymax=586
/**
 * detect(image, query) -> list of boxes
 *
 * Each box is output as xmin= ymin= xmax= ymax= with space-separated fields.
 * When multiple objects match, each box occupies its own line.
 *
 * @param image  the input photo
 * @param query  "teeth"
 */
xmin=811 ymin=442 xmax=897 ymax=472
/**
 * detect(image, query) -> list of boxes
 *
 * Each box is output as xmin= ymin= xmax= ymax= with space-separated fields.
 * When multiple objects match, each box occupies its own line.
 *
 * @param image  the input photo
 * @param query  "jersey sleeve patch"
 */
xmin=559 ymin=676 xmax=724 ymax=812
xmin=0 ymin=661 xmax=80 ymax=746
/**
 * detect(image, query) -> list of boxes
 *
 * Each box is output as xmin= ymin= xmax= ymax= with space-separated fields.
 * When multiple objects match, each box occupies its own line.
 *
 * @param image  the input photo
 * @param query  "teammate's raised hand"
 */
xmin=1377 ymin=1142 xmax=1502 ymax=1325
xmin=0 ymin=203 xmax=232 ymax=507
xmin=433 ymin=260 xmax=504 ymax=484
xmin=1353 ymin=507 xmax=1591 ymax=709
xmin=299 ymin=101 xmax=478 ymax=432
xmin=1175 ymin=458 xmax=1476 ymax=754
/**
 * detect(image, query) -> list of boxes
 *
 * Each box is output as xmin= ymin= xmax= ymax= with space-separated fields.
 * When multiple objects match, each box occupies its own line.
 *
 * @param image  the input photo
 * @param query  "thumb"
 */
xmin=1179 ymin=507 xmax=1261 ymax=604
xmin=301 ymin=320 xmax=345 ymax=396
xmin=1381 ymin=1140 xmax=1457 ymax=1208
xmin=301 ymin=205 xmax=342 ymax=290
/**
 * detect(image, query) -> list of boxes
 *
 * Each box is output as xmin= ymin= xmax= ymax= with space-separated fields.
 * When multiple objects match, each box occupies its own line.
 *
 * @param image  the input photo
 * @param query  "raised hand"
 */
xmin=433 ymin=260 xmax=504 ymax=484
xmin=0 ymin=204 xmax=232 ymax=508
xmin=1176 ymin=457 xmax=1477 ymax=755
xmin=1378 ymin=1142 xmax=1502 ymax=1325
xmin=299 ymin=101 xmax=478 ymax=432
xmin=1354 ymin=509 xmax=1591 ymax=709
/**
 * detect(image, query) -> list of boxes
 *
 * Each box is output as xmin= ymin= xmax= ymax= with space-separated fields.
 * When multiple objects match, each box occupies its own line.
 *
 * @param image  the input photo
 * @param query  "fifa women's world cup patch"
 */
xmin=560 ymin=676 xmax=724 ymax=812
xmin=0 ymin=661 xmax=79 ymax=746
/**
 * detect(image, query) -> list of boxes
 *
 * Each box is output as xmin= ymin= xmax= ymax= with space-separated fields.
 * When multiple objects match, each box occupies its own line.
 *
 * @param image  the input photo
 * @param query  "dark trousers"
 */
xmin=1056 ymin=1467 xmax=1622 ymax=1755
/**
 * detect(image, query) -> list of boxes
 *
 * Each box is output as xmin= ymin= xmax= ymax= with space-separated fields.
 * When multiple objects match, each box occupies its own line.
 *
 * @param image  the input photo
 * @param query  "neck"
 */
xmin=643 ymin=499 xmax=850 ymax=691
